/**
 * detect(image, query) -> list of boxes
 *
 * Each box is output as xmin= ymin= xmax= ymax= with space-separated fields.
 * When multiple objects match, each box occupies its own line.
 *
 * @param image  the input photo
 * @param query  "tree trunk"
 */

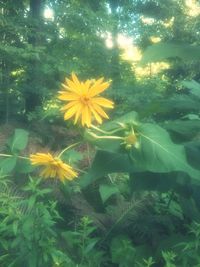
xmin=109 ymin=0 xmax=121 ymax=87
xmin=25 ymin=0 xmax=45 ymax=114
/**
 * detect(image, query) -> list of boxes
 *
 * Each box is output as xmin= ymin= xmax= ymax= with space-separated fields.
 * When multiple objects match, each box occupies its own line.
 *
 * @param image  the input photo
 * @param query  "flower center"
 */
xmin=124 ymin=133 xmax=137 ymax=145
xmin=80 ymin=95 xmax=90 ymax=105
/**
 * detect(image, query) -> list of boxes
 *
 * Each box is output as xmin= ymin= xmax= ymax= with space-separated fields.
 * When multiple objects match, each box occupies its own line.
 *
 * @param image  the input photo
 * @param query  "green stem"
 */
xmin=58 ymin=142 xmax=81 ymax=158
xmin=0 ymin=153 xmax=28 ymax=160
xmin=74 ymin=167 xmax=87 ymax=174
xmin=90 ymin=124 xmax=123 ymax=135
xmin=166 ymin=190 xmax=175 ymax=210
xmin=87 ymin=131 xmax=123 ymax=140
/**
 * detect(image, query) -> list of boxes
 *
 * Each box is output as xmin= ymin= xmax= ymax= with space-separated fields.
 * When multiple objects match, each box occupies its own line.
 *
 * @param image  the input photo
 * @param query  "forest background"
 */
xmin=1 ymin=0 xmax=200 ymax=266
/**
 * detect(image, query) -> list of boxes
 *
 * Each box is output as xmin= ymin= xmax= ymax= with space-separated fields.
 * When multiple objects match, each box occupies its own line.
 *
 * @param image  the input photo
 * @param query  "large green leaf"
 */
xmin=8 ymin=129 xmax=29 ymax=153
xmin=84 ymin=111 xmax=139 ymax=153
xmin=130 ymin=172 xmax=190 ymax=194
xmin=80 ymin=123 xmax=200 ymax=188
xmin=79 ymin=151 xmax=135 ymax=188
xmin=140 ymin=43 xmax=200 ymax=65
xmin=15 ymin=159 xmax=34 ymax=174
xmin=164 ymin=120 xmax=200 ymax=138
xmin=181 ymin=80 xmax=200 ymax=98
xmin=84 ymin=131 xmax=122 ymax=153
xmin=0 ymin=157 xmax=17 ymax=174
xmin=162 ymin=94 xmax=199 ymax=112
xmin=110 ymin=236 xmax=136 ymax=267
xmin=99 ymin=184 xmax=119 ymax=203
xmin=100 ymin=111 xmax=138 ymax=131
xmin=132 ymin=123 xmax=200 ymax=182
xmin=114 ymin=111 xmax=139 ymax=125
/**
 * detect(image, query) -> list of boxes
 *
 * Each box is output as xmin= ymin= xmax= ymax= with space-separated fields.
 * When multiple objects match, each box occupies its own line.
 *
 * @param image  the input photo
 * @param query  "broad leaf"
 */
xmin=130 ymin=172 xmax=190 ymax=194
xmin=61 ymin=149 xmax=83 ymax=164
xmin=79 ymin=151 xmax=135 ymax=188
xmin=8 ymin=129 xmax=29 ymax=153
xmin=15 ymin=159 xmax=34 ymax=174
xmin=0 ymin=157 xmax=17 ymax=174
xmin=164 ymin=120 xmax=200 ymax=138
xmin=84 ymin=111 xmax=139 ymax=153
xmin=140 ymin=43 xmax=200 ymax=65
xmin=114 ymin=111 xmax=139 ymax=125
xmin=159 ymin=95 xmax=200 ymax=115
xmin=99 ymin=184 xmax=119 ymax=203
xmin=84 ymin=130 xmax=122 ymax=152
xmin=111 ymin=236 xmax=136 ymax=266
xmin=80 ymin=123 xmax=200 ymax=188
xmin=132 ymin=123 xmax=200 ymax=181
xmin=182 ymin=80 xmax=200 ymax=98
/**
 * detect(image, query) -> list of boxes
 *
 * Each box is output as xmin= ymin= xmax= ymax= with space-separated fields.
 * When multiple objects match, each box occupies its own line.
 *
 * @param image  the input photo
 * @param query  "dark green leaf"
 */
xmin=111 ymin=235 xmax=136 ymax=267
xmin=79 ymin=151 xmax=135 ymax=188
xmin=15 ymin=159 xmax=34 ymax=174
xmin=0 ymin=157 xmax=17 ymax=174
xmin=99 ymin=184 xmax=119 ymax=203
xmin=140 ymin=43 xmax=200 ymax=65
xmin=9 ymin=129 xmax=29 ymax=153
xmin=132 ymin=123 xmax=200 ymax=182
xmin=182 ymin=80 xmax=200 ymax=98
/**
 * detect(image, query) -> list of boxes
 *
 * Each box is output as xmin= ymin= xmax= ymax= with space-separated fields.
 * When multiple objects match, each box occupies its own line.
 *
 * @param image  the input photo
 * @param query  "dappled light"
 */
xmin=1 ymin=1 xmax=200 ymax=266
xmin=185 ymin=0 xmax=200 ymax=16
xmin=135 ymin=62 xmax=170 ymax=78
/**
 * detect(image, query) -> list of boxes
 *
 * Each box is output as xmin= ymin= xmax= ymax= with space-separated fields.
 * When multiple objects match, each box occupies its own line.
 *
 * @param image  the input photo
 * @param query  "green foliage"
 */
xmin=0 ymin=157 xmax=17 ymax=175
xmin=162 ymin=251 xmax=176 ymax=267
xmin=81 ymin=118 xmax=200 ymax=188
xmin=8 ymin=129 xmax=29 ymax=153
xmin=62 ymin=216 xmax=105 ymax=266
xmin=0 ymin=177 xmax=61 ymax=267
xmin=181 ymin=80 xmax=200 ymax=98
xmin=99 ymin=183 xmax=119 ymax=203
xmin=1 ymin=0 xmax=200 ymax=266
xmin=110 ymin=235 xmax=136 ymax=267
xmin=140 ymin=43 xmax=200 ymax=65
xmin=131 ymin=123 xmax=200 ymax=180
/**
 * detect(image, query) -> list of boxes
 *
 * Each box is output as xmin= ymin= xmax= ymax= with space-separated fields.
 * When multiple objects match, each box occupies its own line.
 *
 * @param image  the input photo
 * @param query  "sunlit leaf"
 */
xmin=132 ymin=123 xmax=200 ymax=181
xmin=8 ymin=129 xmax=29 ymax=153
xmin=140 ymin=43 xmax=200 ymax=65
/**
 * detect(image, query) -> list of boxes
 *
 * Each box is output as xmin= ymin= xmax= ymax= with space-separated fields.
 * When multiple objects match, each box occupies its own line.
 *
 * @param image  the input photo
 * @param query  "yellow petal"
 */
xmin=82 ymin=79 xmax=92 ymax=94
xmin=74 ymin=103 xmax=83 ymax=124
xmin=89 ymin=105 xmax=103 ymax=124
xmin=30 ymin=153 xmax=53 ymax=165
xmin=81 ymin=106 xmax=89 ymax=127
xmin=58 ymin=92 xmax=78 ymax=101
xmin=82 ymin=106 xmax=91 ymax=127
xmin=61 ymin=83 xmax=71 ymax=91
xmin=66 ymin=79 xmax=81 ymax=93
xmin=92 ymin=103 xmax=109 ymax=119
xmin=89 ymin=80 xmax=110 ymax=97
xmin=92 ymin=97 xmax=114 ymax=108
xmin=71 ymin=73 xmax=82 ymax=90
xmin=60 ymin=101 xmax=78 ymax=111
xmin=64 ymin=105 xmax=79 ymax=120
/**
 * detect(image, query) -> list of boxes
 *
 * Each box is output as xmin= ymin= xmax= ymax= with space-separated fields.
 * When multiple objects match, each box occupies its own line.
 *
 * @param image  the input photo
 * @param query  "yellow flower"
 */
xmin=30 ymin=152 xmax=77 ymax=182
xmin=58 ymin=73 xmax=114 ymax=127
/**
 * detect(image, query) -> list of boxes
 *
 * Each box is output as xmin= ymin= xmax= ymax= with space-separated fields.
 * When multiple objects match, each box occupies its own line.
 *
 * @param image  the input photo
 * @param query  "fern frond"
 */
xmin=103 ymin=193 xmax=154 ymax=241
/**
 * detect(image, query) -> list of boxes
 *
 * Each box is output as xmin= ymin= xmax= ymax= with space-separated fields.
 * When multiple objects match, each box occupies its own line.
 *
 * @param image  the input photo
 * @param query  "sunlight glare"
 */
xmin=44 ymin=7 xmax=54 ymax=20
xmin=150 ymin=36 xmax=161 ymax=43
xmin=185 ymin=0 xmax=200 ymax=16
xmin=141 ymin=15 xmax=155 ymax=25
